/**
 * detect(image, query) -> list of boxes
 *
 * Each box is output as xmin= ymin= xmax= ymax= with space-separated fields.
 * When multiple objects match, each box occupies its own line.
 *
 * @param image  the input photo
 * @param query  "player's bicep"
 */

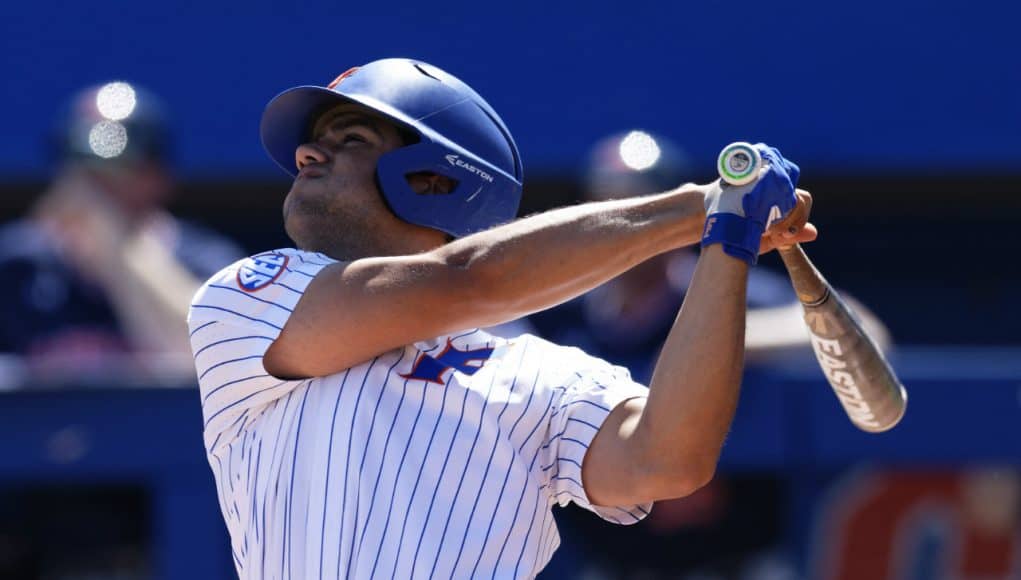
xmin=264 ymin=253 xmax=490 ymax=379
xmin=581 ymin=397 xmax=654 ymax=507
xmin=538 ymin=356 xmax=653 ymax=524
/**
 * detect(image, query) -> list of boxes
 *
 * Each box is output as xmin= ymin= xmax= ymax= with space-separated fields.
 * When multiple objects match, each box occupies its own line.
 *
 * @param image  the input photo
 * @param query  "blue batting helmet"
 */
xmin=260 ymin=58 xmax=524 ymax=238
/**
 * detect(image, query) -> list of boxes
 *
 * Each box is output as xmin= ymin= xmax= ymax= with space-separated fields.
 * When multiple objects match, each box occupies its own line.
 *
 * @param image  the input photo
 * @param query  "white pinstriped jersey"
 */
xmin=188 ymin=248 xmax=651 ymax=579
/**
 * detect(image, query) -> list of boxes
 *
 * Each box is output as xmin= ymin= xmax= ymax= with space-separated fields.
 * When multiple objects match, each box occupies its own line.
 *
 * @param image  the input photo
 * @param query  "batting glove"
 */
xmin=701 ymin=144 xmax=799 ymax=264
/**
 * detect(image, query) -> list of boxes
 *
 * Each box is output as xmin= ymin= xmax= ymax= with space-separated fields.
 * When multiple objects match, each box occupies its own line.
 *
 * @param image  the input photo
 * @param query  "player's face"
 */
xmin=283 ymin=103 xmax=447 ymax=259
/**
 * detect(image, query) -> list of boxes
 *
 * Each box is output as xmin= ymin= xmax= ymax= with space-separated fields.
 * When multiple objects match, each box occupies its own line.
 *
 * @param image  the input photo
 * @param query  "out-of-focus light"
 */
xmin=95 ymin=82 xmax=137 ymax=121
xmin=88 ymin=121 xmax=129 ymax=158
xmin=618 ymin=130 xmax=661 ymax=171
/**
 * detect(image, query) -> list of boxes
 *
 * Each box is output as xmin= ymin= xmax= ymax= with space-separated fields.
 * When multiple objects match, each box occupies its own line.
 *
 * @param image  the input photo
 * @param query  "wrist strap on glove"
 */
xmin=701 ymin=213 xmax=763 ymax=265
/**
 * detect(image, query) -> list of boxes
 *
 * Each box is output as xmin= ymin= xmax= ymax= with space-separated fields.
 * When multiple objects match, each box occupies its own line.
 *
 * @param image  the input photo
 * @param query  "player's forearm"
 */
xmin=267 ymin=185 xmax=707 ymax=379
xmin=435 ymin=184 xmax=706 ymax=321
xmin=632 ymin=245 xmax=749 ymax=497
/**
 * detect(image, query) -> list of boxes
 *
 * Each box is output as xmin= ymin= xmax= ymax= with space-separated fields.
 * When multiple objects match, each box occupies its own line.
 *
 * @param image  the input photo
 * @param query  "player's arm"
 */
xmin=582 ymin=146 xmax=813 ymax=506
xmin=265 ymin=185 xmax=710 ymax=379
xmin=581 ymin=244 xmax=750 ymax=504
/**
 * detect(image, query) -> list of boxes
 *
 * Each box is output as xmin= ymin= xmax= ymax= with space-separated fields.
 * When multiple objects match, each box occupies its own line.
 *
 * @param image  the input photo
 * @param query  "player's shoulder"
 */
xmin=521 ymin=332 xmax=613 ymax=365
xmin=194 ymin=248 xmax=336 ymax=295
xmin=496 ymin=333 xmax=649 ymax=410
xmin=188 ymin=248 xmax=337 ymax=324
xmin=504 ymin=332 xmax=637 ymax=385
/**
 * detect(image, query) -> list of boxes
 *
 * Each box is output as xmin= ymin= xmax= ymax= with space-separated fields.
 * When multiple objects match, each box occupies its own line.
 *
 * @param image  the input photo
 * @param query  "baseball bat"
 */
xmin=718 ymin=143 xmax=908 ymax=432
xmin=776 ymin=244 xmax=907 ymax=432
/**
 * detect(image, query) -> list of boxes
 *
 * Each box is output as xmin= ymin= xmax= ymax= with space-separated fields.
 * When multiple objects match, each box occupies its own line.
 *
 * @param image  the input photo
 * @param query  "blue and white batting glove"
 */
xmin=701 ymin=144 xmax=800 ymax=264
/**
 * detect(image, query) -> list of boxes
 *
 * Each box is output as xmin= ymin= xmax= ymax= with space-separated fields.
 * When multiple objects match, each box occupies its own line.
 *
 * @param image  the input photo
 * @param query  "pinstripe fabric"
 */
xmin=189 ymin=248 xmax=652 ymax=579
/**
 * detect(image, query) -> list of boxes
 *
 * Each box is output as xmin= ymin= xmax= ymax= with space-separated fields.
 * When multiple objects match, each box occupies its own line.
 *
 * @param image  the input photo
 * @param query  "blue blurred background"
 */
xmin=3 ymin=0 xmax=1019 ymax=177
xmin=0 ymin=0 xmax=1018 ymax=578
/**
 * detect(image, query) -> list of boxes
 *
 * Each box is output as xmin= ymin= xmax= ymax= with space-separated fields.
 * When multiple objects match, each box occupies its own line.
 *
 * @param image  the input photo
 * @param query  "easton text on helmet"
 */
xmin=445 ymin=154 xmax=494 ymax=183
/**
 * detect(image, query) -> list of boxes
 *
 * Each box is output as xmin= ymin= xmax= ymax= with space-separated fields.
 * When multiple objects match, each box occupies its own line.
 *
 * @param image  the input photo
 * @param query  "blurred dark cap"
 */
xmin=51 ymin=81 xmax=171 ymax=166
xmin=585 ymin=130 xmax=692 ymax=200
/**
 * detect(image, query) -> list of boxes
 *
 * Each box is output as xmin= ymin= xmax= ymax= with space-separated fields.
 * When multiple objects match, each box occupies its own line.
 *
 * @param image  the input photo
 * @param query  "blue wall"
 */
xmin=3 ymin=0 xmax=1018 ymax=178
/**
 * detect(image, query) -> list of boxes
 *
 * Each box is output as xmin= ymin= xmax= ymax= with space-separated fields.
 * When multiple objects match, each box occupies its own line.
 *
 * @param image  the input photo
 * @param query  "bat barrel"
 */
xmin=779 ymin=244 xmax=908 ymax=433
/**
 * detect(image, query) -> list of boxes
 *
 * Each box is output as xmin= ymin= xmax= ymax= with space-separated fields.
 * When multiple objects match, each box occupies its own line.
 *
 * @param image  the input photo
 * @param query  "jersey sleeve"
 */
xmin=538 ymin=345 xmax=652 ymax=525
xmin=187 ymin=249 xmax=335 ymax=454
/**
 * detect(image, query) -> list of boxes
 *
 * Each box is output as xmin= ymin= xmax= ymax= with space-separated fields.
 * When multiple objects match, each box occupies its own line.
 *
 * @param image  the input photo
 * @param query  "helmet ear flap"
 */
xmin=376 ymin=142 xmax=521 ymax=238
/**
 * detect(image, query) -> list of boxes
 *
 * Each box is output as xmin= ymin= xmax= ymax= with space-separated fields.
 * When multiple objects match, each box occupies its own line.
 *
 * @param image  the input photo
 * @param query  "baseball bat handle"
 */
xmin=777 ymin=244 xmax=908 ymax=432
xmin=776 ymin=244 xmax=828 ymax=304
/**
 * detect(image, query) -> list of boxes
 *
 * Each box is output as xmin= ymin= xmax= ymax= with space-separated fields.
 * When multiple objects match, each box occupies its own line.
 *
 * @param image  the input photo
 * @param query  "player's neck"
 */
xmin=294 ymin=236 xmax=431 ymax=262
xmin=292 ymin=225 xmax=447 ymax=261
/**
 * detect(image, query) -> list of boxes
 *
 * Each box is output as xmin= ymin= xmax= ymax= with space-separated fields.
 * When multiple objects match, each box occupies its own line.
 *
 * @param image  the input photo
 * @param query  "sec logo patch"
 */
xmin=236 ymin=253 xmax=288 ymax=292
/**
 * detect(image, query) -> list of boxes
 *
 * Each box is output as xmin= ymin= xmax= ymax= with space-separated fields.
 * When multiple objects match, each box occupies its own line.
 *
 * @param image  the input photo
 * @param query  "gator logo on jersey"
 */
xmin=402 ymin=337 xmax=495 ymax=384
xmin=236 ymin=253 xmax=288 ymax=292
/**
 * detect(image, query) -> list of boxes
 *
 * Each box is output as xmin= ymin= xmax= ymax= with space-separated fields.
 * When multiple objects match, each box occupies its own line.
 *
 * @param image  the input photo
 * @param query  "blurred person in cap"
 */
xmin=0 ymin=81 xmax=243 ymax=384
xmin=529 ymin=130 xmax=846 ymax=385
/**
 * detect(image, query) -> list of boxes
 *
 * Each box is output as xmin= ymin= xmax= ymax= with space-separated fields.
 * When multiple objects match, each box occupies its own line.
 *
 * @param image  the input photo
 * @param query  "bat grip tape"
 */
xmin=801 ymin=286 xmax=831 ymax=308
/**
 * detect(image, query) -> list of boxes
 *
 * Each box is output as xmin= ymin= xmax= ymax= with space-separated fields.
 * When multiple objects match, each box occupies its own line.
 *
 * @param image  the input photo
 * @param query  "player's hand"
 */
xmin=759 ymin=189 xmax=816 ymax=254
xmin=701 ymin=144 xmax=799 ymax=264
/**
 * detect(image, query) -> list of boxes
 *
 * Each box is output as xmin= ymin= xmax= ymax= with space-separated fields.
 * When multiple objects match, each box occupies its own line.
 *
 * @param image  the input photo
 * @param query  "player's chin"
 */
xmin=286 ymin=177 xmax=316 ymax=199
xmin=282 ymin=210 xmax=323 ymax=250
xmin=284 ymin=179 xmax=333 ymax=213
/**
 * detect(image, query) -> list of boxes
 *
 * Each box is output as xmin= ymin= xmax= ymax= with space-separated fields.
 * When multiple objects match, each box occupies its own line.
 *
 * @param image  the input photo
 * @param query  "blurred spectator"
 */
xmin=0 ymin=81 xmax=242 ymax=386
xmin=529 ymin=130 xmax=820 ymax=385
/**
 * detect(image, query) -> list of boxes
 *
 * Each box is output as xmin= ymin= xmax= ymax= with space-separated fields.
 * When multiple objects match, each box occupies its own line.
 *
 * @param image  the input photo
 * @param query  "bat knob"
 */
xmin=717 ymin=142 xmax=762 ymax=186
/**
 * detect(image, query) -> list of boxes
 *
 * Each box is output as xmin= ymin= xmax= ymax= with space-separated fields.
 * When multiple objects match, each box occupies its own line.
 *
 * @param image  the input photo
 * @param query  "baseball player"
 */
xmin=188 ymin=58 xmax=815 ymax=579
